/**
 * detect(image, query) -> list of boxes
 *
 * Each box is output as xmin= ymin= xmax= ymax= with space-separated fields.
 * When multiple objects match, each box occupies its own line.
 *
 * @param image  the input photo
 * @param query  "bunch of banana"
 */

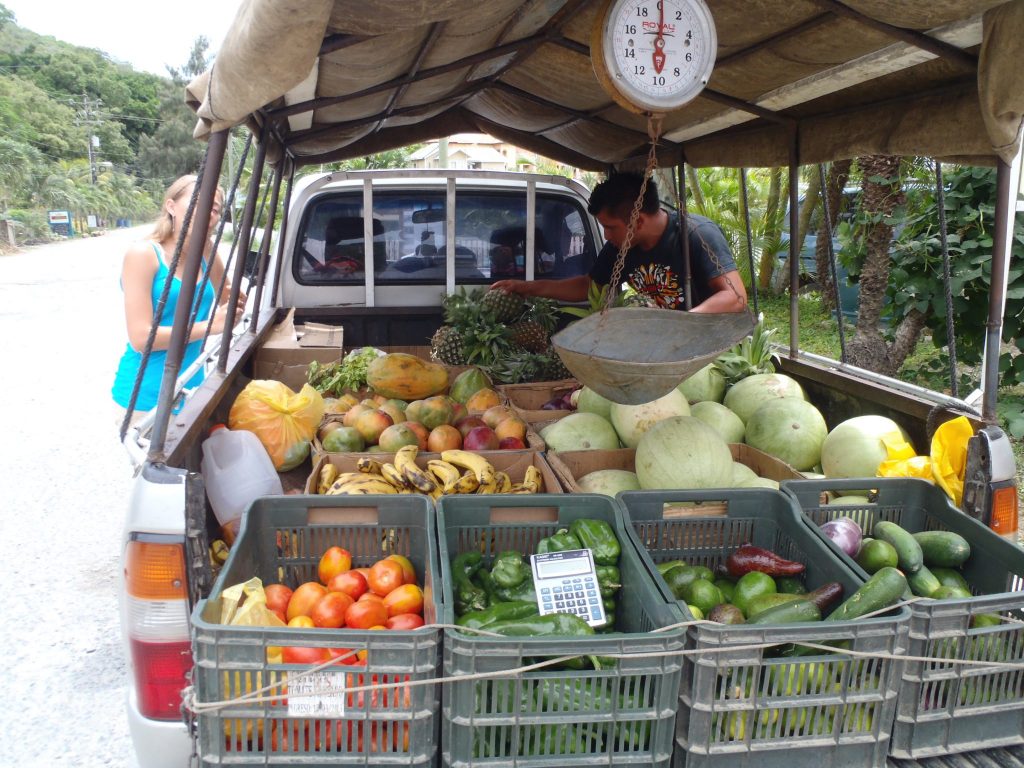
xmin=209 ymin=539 xmax=230 ymax=567
xmin=318 ymin=447 xmax=543 ymax=497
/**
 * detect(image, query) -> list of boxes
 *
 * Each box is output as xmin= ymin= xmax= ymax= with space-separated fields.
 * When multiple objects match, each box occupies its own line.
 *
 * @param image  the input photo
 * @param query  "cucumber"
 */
xmin=776 ymin=576 xmax=808 ymax=595
xmin=827 ymin=567 xmax=908 ymax=621
xmin=748 ymin=599 xmax=822 ymax=625
xmin=913 ymin=531 xmax=971 ymax=568
xmin=906 ymin=564 xmax=942 ymax=597
xmin=873 ymin=521 xmax=923 ymax=573
xmin=745 ymin=592 xmax=805 ymax=619
xmin=930 ymin=567 xmax=971 ymax=592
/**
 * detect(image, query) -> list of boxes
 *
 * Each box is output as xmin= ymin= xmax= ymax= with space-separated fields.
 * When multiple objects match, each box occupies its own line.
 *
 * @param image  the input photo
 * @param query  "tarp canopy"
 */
xmin=187 ymin=0 xmax=1024 ymax=170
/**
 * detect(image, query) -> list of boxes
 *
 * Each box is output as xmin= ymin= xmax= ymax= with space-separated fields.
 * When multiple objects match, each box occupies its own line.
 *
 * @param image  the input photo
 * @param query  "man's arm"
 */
xmin=490 ymin=274 xmax=591 ymax=302
xmin=691 ymin=270 xmax=748 ymax=313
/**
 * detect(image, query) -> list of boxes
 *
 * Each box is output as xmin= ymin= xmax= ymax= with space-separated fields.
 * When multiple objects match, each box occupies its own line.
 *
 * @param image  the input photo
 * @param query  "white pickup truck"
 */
xmin=119 ymin=1 xmax=1024 ymax=766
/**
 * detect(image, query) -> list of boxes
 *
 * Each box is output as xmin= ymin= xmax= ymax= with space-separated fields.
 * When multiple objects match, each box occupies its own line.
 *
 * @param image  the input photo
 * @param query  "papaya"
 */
xmin=449 ymin=367 xmax=492 ymax=404
xmin=366 ymin=353 xmax=448 ymax=400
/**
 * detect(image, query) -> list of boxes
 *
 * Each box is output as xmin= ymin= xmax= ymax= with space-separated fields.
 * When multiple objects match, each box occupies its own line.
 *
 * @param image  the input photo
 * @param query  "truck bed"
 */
xmin=892 ymin=744 xmax=1024 ymax=767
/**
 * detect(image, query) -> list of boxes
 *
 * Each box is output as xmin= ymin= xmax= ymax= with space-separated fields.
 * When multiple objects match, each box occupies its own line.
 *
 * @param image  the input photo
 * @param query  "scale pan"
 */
xmin=551 ymin=307 xmax=754 ymax=405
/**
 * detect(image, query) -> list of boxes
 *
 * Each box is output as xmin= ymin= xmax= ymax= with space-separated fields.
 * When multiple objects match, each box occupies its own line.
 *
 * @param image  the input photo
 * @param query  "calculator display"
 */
xmin=535 ymin=556 xmax=590 ymax=579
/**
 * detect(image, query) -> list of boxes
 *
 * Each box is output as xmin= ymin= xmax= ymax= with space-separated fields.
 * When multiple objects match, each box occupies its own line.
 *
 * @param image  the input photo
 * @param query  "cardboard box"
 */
xmin=306 ymin=450 xmax=561 ymax=496
xmin=253 ymin=310 xmax=344 ymax=390
xmin=498 ymin=379 xmax=578 ymax=423
xmin=546 ymin=444 xmax=804 ymax=514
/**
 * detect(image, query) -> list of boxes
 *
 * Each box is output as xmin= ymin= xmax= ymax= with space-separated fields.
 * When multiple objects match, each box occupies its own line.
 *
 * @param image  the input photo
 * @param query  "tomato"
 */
xmin=386 ymin=613 xmax=425 ymax=630
xmin=264 ymin=583 xmax=293 ymax=615
xmin=282 ymin=645 xmax=330 ymax=664
xmin=287 ymin=581 xmax=328 ymax=621
xmin=354 ymin=566 xmax=373 ymax=582
xmin=287 ymin=615 xmax=315 ymax=628
xmin=345 ymin=599 xmax=388 ymax=629
xmin=310 ymin=591 xmax=354 ymax=628
xmin=358 ymin=592 xmax=385 ymax=605
xmin=327 ymin=570 xmax=369 ymax=600
xmin=326 ymin=647 xmax=364 ymax=666
xmin=383 ymin=584 xmax=424 ymax=617
xmin=386 ymin=554 xmax=417 ymax=585
xmin=318 ymin=546 xmax=353 ymax=584
xmin=368 ymin=559 xmax=405 ymax=596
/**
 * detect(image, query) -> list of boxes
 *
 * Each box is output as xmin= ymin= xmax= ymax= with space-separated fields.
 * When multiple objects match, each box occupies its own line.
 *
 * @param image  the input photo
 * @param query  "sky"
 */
xmin=4 ymin=0 xmax=244 ymax=76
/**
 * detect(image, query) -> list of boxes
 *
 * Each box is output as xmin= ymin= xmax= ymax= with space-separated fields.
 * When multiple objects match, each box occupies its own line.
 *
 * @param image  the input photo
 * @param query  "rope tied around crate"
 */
xmin=182 ymin=601 xmax=1024 ymax=716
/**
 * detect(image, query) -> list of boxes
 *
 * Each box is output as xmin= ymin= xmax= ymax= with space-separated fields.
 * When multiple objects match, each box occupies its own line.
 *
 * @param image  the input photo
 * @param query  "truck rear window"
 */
xmin=293 ymin=190 xmax=596 ymax=285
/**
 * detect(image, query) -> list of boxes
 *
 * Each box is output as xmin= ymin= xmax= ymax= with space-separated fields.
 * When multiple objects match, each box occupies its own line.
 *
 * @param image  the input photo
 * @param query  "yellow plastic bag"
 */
xmin=229 ymin=380 xmax=325 ymax=471
xmin=219 ymin=576 xmax=287 ymax=628
xmin=877 ymin=430 xmax=934 ymax=482
xmin=931 ymin=416 xmax=973 ymax=506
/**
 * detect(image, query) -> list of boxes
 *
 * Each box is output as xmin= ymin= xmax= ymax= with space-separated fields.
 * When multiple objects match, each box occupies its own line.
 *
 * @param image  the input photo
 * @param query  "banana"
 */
xmin=494 ymin=471 xmax=512 ymax=493
xmin=395 ymin=446 xmax=437 ymax=493
xmin=210 ymin=539 xmax=230 ymax=565
xmin=476 ymin=473 xmax=499 ymax=494
xmin=326 ymin=474 xmax=398 ymax=495
xmin=441 ymin=449 xmax=495 ymax=486
xmin=427 ymin=459 xmax=461 ymax=487
xmin=522 ymin=465 xmax=542 ymax=493
xmin=357 ymin=457 xmax=382 ymax=475
xmin=508 ymin=483 xmax=534 ymax=494
xmin=447 ymin=470 xmax=480 ymax=495
xmin=317 ymin=463 xmax=339 ymax=494
xmin=380 ymin=463 xmax=410 ymax=490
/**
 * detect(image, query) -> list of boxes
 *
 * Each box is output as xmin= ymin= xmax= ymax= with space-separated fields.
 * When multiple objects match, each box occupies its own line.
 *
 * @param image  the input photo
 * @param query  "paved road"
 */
xmin=1 ymin=229 xmax=147 ymax=768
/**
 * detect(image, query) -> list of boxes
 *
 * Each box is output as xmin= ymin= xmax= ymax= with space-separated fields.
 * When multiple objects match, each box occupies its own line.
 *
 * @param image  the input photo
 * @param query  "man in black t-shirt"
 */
xmin=491 ymin=173 xmax=747 ymax=313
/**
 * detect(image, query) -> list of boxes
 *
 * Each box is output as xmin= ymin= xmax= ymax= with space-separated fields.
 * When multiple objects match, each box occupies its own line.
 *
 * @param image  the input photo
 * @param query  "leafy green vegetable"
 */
xmin=307 ymin=347 xmax=383 ymax=396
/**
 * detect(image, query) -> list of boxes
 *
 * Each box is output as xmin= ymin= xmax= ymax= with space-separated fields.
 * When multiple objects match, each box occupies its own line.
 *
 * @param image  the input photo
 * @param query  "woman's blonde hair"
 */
xmin=150 ymin=174 xmax=225 ymax=245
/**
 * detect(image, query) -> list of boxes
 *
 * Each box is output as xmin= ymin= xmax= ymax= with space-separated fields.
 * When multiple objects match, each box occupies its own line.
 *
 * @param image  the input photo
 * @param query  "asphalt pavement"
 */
xmin=0 ymin=228 xmax=147 ymax=767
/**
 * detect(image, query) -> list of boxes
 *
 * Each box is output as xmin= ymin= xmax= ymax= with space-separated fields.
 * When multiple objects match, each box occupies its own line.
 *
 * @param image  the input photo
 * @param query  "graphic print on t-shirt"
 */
xmin=630 ymin=263 xmax=684 ymax=309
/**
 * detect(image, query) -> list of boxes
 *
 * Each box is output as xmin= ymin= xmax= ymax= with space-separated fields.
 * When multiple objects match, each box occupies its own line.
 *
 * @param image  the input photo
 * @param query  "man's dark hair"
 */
xmin=587 ymin=172 xmax=660 ymax=221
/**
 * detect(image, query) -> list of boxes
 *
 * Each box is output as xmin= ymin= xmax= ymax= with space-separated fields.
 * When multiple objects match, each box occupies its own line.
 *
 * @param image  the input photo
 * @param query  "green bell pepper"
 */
xmin=596 ymin=565 xmax=621 ymax=597
xmin=536 ymin=528 xmax=582 ymax=554
xmin=456 ymin=600 xmax=539 ymax=630
xmin=452 ymin=551 xmax=488 ymax=616
xmin=487 ymin=612 xmax=594 ymax=638
xmin=569 ymin=518 xmax=620 ymax=565
xmin=536 ymin=679 xmax=648 ymax=750
xmin=471 ymin=567 xmax=500 ymax=606
xmin=494 ymin=577 xmax=537 ymax=604
xmin=490 ymin=550 xmax=529 ymax=589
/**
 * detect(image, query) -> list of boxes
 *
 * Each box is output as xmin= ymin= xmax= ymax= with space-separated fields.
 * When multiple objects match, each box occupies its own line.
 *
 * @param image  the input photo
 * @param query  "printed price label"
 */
xmin=287 ymin=671 xmax=347 ymax=718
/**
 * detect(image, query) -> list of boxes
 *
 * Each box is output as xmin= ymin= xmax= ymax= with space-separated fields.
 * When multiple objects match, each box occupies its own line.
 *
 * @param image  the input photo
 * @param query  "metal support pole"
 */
xmin=249 ymin=166 xmax=283 ymax=335
xmin=788 ymin=133 xmax=800 ymax=358
xmin=817 ymin=163 xmax=847 ymax=363
xmin=934 ymin=162 xmax=959 ymax=399
xmin=218 ymin=124 xmax=269 ymax=371
xmin=149 ymin=130 xmax=228 ymax=457
xmin=739 ymin=168 xmax=758 ymax=315
xmin=980 ymin=157 xmax=1017 ymax=422
xmin=677 ymin=163 xmax=693 ymax=310
xmin=268 ymin=159 xmax=296 ymax=311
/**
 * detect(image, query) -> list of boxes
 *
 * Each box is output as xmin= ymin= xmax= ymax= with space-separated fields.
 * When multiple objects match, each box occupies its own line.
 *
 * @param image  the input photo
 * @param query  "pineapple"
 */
xmin=430 ymin=325 xmax=466 ymax=365
xmin=508 ymin=319 xmax=549 ymax=353
xmin=480 ymin=289 xmax=526 ymax=323
xmin=541 ymin=347 xmax=573 ymax=380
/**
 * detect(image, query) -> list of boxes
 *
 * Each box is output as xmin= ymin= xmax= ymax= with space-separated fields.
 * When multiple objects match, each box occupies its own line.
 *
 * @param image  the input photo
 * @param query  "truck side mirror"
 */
xmin=244 ymin=249 xmax=260 ymax=279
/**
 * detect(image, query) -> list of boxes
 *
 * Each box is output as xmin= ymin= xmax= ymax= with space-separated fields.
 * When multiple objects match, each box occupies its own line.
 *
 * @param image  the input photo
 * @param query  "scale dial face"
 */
xmin=593 ymin=0 xmax=717 ymax=113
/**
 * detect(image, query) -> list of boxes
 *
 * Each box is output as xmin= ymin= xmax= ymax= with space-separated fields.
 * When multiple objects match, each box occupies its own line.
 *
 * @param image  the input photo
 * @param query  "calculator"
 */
xmin=529 ymin=549 xmax=606 ymax=627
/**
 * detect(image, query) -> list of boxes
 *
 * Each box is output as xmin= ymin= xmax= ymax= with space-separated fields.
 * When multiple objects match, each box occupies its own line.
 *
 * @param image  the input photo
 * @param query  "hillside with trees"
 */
xmin=0 ymin=2 xmax=209 ymax=245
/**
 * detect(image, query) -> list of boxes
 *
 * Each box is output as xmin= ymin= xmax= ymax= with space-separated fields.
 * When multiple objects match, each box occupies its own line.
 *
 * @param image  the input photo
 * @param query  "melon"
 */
xmin=723 ymin=373 xmax=805 ymax=424
xmin=540 ymin=412 xmax=620 ymax=452
xmin=731 ymin=462 xmax=759 ymax=484
xmin=677 ymin=363 xmax=727 ymax=404
xmin=576 ymin=386 xmax=613 ymax=420
xmin=829 ymin=494 xmax=870 ymax=505
xmin=635 ymin=416 xmax=734 ymax=490
xmin=691 ymin=401 xmax=745 ymax=444
xmin=577 ymin=469 xmax=641 ymax=497
xmin=609 ymin=389 xmax=691 ymax=448
xmin=738 ymin=476 xmax=780 ymax=490
xmin=820 ymin=415 xmax=910 ymax=479
xmin=744 ymin=397 xmax=828 ymax=471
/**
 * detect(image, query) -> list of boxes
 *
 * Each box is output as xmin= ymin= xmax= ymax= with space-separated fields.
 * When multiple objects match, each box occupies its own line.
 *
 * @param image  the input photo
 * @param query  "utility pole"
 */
xmin=74 ymin=92 xmax=104 ymax=184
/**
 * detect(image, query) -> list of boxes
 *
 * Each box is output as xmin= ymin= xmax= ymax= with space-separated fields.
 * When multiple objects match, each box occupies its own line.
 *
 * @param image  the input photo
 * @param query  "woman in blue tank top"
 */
xmin=112 ymin=174 xmax=244 ymax=418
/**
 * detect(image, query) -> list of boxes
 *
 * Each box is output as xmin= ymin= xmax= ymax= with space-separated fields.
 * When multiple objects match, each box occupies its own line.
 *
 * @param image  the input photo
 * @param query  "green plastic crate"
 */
xmin=191 ymin=495 xmax=442 ymax=766
xmin=783 ymin=477 xmax=1024 ymax=759
xmin=436 ymin=493 xmax=687 ymax=768
xmin=618 ymin=488 xmax=910 ymax=768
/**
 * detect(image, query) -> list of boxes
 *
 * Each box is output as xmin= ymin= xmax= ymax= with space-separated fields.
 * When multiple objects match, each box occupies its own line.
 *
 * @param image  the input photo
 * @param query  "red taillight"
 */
xmin=124 ymin=535 xmax=192 ymax=721
xmin=130 ymin=638 xmax=193 ymax=719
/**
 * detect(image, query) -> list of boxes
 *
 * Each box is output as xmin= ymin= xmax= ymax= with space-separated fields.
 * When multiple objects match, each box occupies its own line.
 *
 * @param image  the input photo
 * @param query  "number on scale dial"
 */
xmin=594 ymin=0 xmax=717 ymax=113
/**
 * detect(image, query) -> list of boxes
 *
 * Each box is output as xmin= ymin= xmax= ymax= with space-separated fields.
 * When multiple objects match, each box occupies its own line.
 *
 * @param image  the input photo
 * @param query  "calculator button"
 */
xmin=589 ymin=598 xmax=599 ymax=605
xmin=541 ymin=587 xmax=551 ymax=595
xmin=587 ymin=589 xmax=597 ymax=597
xmin=572 ymin=578 xmax=581 ymax=583
xmin=575 ymin=591 xmax=584 ymax=599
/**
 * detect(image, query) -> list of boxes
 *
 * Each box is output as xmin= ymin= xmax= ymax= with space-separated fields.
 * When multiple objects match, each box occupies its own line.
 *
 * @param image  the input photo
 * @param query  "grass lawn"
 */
xmin=755 ymin=291 xmax=1023 ymax=540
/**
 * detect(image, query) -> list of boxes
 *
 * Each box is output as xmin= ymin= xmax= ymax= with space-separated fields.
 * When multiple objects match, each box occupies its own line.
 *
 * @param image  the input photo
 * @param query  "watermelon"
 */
xmin=609 ymin=389 xmax=690 ymax=448
xmin=540 ymin=412 xmax=620 ymax=451
xmin=691 ymin=401 xmax=745 ymax=444
xmin=576 ymin=386 xmax=613 ymax=420
xmin=820 ymin=415 xmax=910 ymax=479
xmin=677 ymin=363 xmax=726 ymax=404
xmin=635 ymin=416 xmax=733 ymax=490
xmin=577 ymin=469 xmax=641 ymax=496
xmin=723 ymin=373 xmax=805 ymax=424
xmin=743 ymin=397 xmax=828 ymax=471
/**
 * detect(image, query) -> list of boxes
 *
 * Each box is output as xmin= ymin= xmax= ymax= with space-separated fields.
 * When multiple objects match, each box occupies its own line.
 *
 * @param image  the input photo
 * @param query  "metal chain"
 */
xmin=603 ymin=113 xmax=664 ymax=312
